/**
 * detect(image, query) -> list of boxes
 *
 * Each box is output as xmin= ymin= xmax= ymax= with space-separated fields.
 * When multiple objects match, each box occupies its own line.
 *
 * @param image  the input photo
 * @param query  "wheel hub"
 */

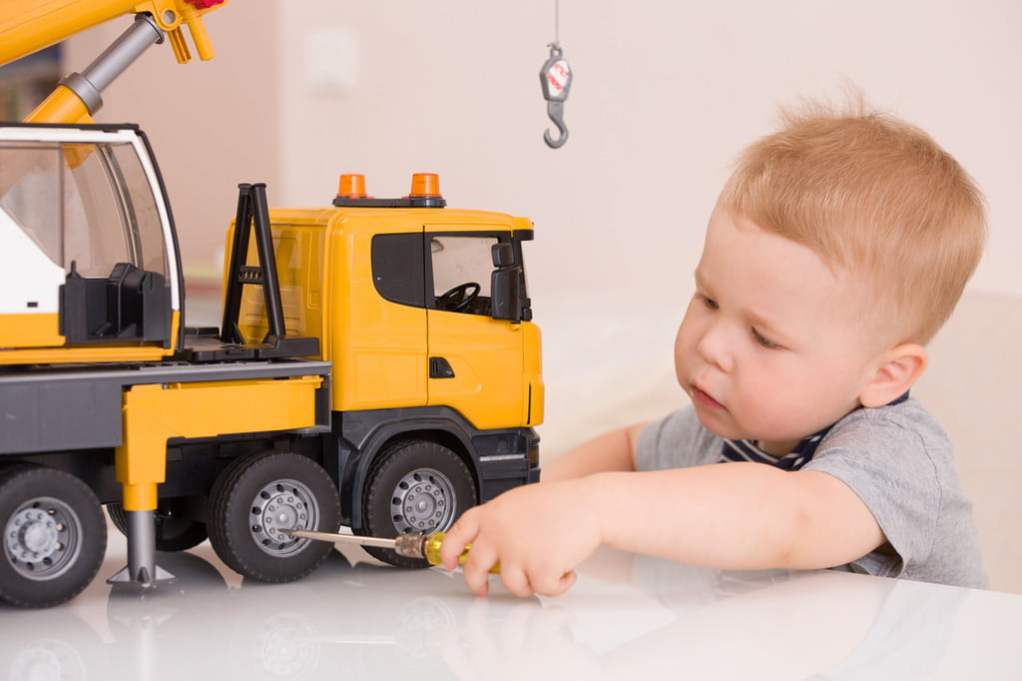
xmin=391 ymin=468 xmax=456 ymax=534
xmin=249 ymin=478 xmax=320 ymax=557
xmin=4 ymin=497 xmax=82 ymax=581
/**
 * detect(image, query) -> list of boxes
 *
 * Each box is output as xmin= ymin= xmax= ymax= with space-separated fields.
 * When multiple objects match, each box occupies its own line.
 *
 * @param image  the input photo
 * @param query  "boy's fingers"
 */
xmin=440 ymin=510 xmax=480 ymax=570
xmin=531 ymin=569 xmax=577 ymax=597
xmin=462 ymin=542 xmax=498 ymax=596
xmin=499 ymin=564 xmax=534 ymax=598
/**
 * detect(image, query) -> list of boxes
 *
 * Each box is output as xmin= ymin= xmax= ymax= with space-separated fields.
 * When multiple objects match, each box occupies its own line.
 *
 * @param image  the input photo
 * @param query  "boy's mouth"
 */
xmin=692 ymin=384 xmax=726 ymax=411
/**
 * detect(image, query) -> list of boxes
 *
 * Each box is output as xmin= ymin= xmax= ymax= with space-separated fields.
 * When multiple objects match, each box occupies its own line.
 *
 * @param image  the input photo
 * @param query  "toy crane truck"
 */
xmin=0 ymin=0 xmax=543 ymax=608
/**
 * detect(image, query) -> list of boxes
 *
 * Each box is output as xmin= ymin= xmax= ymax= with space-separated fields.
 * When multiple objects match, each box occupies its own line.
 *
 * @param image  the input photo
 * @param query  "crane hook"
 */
xmin=540 ymin=43 xmax=573 ymax=150
xmin=544 ymin=101 xmax=569 ymax=149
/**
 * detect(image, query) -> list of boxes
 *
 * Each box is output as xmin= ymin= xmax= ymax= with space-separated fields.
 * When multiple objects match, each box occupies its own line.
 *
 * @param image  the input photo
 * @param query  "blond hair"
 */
xmin=718 ymin=100 xmax=986 ymax=345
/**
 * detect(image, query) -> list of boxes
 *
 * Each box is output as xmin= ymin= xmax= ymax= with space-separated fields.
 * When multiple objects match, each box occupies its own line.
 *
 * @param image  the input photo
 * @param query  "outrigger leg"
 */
xmin=108 ymin=509 xmax=174 ymax=586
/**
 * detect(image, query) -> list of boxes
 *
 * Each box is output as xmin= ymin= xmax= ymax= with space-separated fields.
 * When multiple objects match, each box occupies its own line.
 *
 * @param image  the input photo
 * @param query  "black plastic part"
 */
xmin=371 ymin=233 xmax=426 ymax=307
xmin=359 ymin=440 xmax=476 ymax=568
xmin=428 ymin=357 xmax=455 ymax=379
xmin=216 ymin=182 xmax=319 ymax=359
xmin=512 ymin=233 xmax=534 ymax=322
xmin=490 ymin=261 xmax=523 ymax=323
xmin=333 ymin=195 xmax=446 ymax=208
xmin=206 ymin=452 xmax=341 ymax=582
xmin=0 ymin=360 xmax=332 ymax=456
xmin=0 ymin=121 xmax=141 ymax=132
xmin=59 ymin=262 xmax=171 ymax=343
xmin=491 ymin=242 xmax=514 ymax=268
xmin=0 ymin=466 xmax=107 ymax=608
xmin=490 ymin=242 xmax=524 ymax=323
xmin=181 ymin=328 xmax=320 ymax=362
xmin=0 ymin=380 xmax=121 ymax=454
xmin=106 ymin=501 xmax=208 ymax=552
xmin=336 ymin=406 xmax=541 ymax=529
xmin=251 ymin=185 xmax=287 ymax=342
xmin=203 ymin=453 xmax=256 ymax=574
xmin=435 ymin=282 xmax=481 ymax=313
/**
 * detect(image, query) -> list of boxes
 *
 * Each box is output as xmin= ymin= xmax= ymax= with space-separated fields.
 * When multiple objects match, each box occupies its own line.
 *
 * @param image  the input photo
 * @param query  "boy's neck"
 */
xmin=755 ymin=439 xmax=800 ymax=456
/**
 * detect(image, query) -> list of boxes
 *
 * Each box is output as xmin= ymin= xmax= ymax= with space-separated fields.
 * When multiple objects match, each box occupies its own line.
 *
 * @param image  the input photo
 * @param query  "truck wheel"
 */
xmin=106 ymin=501 xmax=208 ymax=552
xmin=207 ymin=452 xmax=340 ymax=583
xmin=360 ymin=441 xmax=477 ymax=569
xmin=0 ymin=466 xmax=106 ymax=608
xmin=205 ymin=453 xmax=261 ymax=574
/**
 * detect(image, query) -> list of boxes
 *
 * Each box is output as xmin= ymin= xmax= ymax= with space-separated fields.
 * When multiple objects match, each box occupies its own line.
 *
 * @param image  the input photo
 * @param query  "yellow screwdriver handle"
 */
xmin=424 ymin=531 xmax=501 ymax=574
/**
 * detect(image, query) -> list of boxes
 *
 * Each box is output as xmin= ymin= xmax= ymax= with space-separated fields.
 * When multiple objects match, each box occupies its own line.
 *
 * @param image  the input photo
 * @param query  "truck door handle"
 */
xmin=429 ymin=357 xmax=455 ymax=379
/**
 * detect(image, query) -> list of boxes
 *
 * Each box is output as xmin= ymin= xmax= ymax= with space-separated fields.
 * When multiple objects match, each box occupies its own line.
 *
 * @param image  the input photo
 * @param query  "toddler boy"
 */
xmin=441 ymin=102 xmax=987 ymax=597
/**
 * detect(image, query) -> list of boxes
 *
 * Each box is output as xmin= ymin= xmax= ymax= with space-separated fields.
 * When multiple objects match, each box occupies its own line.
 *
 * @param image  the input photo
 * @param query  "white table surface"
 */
xmin=1 ymin=526 xmax=1019 ymax=681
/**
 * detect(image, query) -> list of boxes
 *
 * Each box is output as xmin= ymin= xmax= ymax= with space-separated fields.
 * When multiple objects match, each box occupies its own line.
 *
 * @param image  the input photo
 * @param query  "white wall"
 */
xmin=274 ymin=0 xmax=1022 ymax=302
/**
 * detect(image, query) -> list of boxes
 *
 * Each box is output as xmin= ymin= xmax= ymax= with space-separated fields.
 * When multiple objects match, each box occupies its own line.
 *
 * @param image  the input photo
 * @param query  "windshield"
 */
xmin=0 ymin=140 xmax=168 ymax=278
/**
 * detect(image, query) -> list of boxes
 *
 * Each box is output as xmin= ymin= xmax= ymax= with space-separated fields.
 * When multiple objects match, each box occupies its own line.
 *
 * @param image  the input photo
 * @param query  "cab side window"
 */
xmin=429 ymin=234 xmax=498 ymax=316
xmin=371 ymin=232 xmax=426 ymax=307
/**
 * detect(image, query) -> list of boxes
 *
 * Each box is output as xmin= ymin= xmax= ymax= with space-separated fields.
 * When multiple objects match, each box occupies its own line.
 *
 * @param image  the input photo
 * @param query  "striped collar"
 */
xmin=720 ymin=391 xmax=910 ymax=471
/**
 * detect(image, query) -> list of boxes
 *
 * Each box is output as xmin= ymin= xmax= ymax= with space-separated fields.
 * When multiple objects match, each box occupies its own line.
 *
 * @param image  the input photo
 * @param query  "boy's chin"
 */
xmin=691 ymin=407 xmax=743 ymax=440
xmin=692 ymin=406 xmax=786 ymax=444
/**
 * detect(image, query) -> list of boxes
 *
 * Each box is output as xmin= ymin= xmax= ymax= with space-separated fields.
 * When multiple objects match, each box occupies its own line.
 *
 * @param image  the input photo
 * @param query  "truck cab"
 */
xmin=233 ymin=174 xmax=544 ymax=558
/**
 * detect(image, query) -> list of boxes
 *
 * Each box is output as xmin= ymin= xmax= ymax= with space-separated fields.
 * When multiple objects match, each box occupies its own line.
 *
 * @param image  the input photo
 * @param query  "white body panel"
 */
xmin=0 ymin=206 xmax=65 ymax=314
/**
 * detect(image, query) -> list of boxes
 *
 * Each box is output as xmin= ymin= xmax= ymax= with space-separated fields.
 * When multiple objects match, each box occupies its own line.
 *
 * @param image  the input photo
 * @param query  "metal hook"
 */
xmin=540 ymin=42 xmax=573 ymax=150
xmin=544 ymin=101 xmax=569 ymax=149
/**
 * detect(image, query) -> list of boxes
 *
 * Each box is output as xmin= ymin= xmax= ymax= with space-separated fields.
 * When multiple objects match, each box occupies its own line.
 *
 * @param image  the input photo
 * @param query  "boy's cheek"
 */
xmin=674 ymin=318 xmax=699 ymax=383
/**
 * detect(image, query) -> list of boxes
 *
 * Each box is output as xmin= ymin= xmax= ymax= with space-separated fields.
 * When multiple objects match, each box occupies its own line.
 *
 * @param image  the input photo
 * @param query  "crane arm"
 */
xmin=2 ymin=0 xmax=226 ymax=124
xmin=0 ymin=0 xmax=226 ymax=68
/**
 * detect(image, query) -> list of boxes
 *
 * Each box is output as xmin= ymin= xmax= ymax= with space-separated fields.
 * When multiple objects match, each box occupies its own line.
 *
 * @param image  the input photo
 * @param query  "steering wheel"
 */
xmin=437 ymin=282 xmax=481 ymax=312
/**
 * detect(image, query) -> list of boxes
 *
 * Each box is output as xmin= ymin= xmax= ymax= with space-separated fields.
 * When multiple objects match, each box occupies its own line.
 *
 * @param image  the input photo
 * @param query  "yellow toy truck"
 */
xmin=0 ymin=1 xmax=542 ymax=607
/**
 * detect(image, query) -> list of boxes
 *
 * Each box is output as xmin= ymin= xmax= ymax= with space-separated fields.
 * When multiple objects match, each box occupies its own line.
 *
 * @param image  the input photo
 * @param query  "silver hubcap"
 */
xmin=4 ymin=497 xmax=83 ymax=581
xmin=391 ymin=468 xmax=456 ymax=534
xmin=249 ymin=478 xmax=320 ymax=557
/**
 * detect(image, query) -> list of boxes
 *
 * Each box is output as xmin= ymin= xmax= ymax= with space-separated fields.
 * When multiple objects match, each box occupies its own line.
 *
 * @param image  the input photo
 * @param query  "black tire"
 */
xmin=207 ymin=452 xmax=340 ymax=583
xmin=359 ymin=440 xmax=477 ymax=569
xmin=0 ymin=465 xmax=107 ymax=608
xmin=106 ymin=501 xmax=208 ymax=552
xmin=206 ymin=453 xmax=260 ymax=575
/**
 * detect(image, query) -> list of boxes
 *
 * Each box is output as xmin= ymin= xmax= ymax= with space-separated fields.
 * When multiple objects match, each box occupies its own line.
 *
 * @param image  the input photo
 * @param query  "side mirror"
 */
xmin=491 ymin=269 xmax=522 ymax=324
xmin=492 ymin=242 xmax=514 ymax=268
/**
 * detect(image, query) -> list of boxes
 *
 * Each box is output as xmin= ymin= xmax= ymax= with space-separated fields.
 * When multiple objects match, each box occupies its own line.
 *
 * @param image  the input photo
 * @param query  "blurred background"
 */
xmin=4 ymin=0 xmax=1019 ymax=591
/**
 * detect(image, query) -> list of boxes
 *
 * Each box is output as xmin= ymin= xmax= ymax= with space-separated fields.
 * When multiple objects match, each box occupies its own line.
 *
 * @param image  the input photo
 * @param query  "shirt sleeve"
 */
xmin=802 ymin=414 xmax=942 ymax=578
xmin=635 ymin=406 xmax=720 ymax=472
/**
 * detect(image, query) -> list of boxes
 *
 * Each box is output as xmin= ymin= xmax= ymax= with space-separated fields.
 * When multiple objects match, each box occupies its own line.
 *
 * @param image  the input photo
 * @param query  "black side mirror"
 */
xmin=490 ymin=243 xmax=521 ymax=323
xmin=491 ymin=270 xmax=522 ymax=322
xmin=492 ymin=242 xmax=514 ymax=268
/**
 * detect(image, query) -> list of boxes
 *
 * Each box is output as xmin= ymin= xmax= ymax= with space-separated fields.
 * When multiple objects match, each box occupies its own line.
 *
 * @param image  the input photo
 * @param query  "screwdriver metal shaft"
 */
xmin=287 ymin=529 xmax=501 ymax=574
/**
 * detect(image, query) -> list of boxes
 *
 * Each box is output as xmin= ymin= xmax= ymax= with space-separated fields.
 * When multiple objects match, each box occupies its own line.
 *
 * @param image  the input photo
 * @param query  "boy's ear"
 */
xmin=858 ymin=343 xmax=928 ymax=408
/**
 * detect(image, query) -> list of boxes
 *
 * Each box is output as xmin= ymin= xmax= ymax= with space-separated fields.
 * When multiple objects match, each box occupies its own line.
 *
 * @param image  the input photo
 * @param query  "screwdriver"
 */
xmin=286 ymin=529 xmax=501 ymax=574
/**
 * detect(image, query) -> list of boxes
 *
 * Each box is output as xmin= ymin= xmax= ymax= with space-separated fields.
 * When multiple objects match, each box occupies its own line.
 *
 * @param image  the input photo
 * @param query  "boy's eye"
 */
xmin=752 ymin=327 xmax=781 ymax=350
xmin=697 ymin=294 xmax=718 ymax=311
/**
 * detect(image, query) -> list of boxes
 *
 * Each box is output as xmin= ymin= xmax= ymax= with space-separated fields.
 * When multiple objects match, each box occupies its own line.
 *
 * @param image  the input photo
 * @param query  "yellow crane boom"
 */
xmin=0 ymin=0 xmax=227 ymax=123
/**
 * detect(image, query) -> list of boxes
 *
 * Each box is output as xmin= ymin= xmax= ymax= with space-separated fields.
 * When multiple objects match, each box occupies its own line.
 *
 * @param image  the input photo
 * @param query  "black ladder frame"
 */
xmin=219 ymin=183 xmax=318 ymax=358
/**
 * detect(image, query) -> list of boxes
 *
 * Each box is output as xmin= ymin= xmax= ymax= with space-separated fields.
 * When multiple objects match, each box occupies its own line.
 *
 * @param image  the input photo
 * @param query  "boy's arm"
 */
xmin=593 ymin=463 xmax=886 ymax=570
xmin=541 ymin=422 xmax=648 ymax=482
xmin=441 ymin=457 xmax=885 ymax=597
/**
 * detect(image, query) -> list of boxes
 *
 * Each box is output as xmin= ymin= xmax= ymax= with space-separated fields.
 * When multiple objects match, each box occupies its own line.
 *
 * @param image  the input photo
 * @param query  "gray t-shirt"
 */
xmin=635 ymin=398 xmax=987 ymax=589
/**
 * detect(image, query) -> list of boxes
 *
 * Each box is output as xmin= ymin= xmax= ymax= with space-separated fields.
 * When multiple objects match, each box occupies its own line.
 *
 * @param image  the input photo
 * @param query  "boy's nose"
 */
xmin=696 ymin=325 xmax=734 ymax=373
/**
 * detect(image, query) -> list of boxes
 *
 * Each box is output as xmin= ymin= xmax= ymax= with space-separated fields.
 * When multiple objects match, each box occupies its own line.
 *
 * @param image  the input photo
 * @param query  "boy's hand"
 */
xmin=439 ymin=478 xmax=603 ymax=598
